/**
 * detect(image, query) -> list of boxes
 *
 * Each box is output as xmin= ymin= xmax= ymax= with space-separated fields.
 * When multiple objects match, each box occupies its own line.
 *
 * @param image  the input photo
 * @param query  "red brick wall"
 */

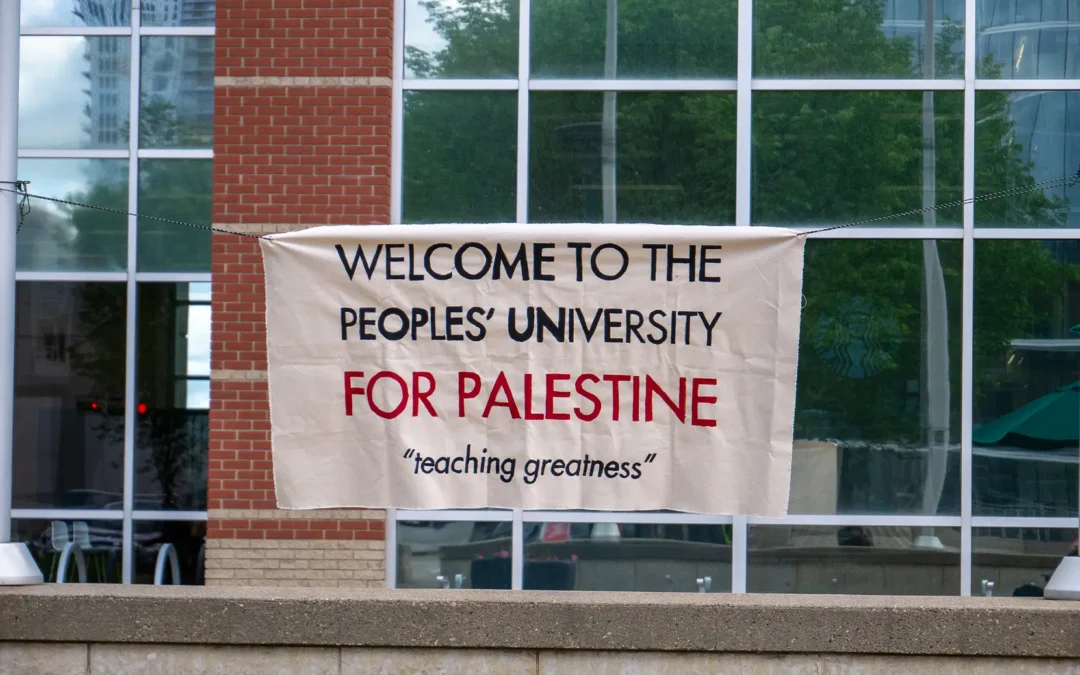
xmin=207 ymin=0 xmax=393 ymax=575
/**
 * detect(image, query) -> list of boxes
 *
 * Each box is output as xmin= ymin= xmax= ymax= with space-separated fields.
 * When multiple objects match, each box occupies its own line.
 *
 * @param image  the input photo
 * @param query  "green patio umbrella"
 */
xmin=973 ymin=381 xmax=1080 ymax=447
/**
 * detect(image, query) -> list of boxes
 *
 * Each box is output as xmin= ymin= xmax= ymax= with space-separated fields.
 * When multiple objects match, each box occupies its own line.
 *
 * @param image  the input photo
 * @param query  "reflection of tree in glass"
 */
xmin=404 ymin=0 xmax=1075 ymax=447
xmin=135 ymin=285 xmax=208 ymax=511
xmin=63 ymin=284 xmax=126 ymax=478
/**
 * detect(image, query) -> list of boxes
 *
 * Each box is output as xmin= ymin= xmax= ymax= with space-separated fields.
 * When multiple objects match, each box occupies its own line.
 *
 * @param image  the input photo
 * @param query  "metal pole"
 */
xmin=0 ymin=0 xmax=21 ymax=545
xmin=917 ymin=0 xmax=949 ymax=550
xmin=0 ymin=0 xmax=42 ymax=584
xmin=601 ymin=0 xmax=617 ymax=224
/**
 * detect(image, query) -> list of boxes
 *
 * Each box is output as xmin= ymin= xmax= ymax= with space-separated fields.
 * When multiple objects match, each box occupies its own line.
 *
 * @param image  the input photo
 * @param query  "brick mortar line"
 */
xmin=205 ymin=539 xmax=386 ymax=550
xmin=210 ymin=369 xmax=268 ymax=381
xmin=215 ymin=76 xmax=393 ymax=87
xmin=211 ymin=223 xmax=332 ymax=235
xmin=209 ymin=509 xmax=386 ymax=521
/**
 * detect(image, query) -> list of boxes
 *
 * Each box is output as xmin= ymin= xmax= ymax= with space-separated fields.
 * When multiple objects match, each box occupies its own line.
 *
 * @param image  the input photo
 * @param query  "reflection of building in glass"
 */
xmin=978 ymin=0 xmax=1079 ymax=79
xmin=72 ymin=0 xmax=128 ymax=26
xmin=880 ymin=0 xmax=966 ymax=74
xmin=978 ymin=1 xmax=1080 ymax=228
xmin=142 ymin=0 xmax=216 ymax=26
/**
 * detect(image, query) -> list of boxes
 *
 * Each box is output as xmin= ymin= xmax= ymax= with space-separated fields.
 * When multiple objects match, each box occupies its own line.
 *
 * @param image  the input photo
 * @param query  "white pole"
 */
xmin=0 ymin=0 xmax=43 ymax=585
xmin=917 ymin=0 xmax=948 ymax=551
xmin=601 ymin=0 xmax=617 ymax=224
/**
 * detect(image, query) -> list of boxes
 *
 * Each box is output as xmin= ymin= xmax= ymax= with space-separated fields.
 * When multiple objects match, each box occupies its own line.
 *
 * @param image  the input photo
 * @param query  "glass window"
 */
xmin=135 ymin=283 xmax=210 ymax=512
xmin=977 ymin=1 xmax=1080 ymax=79
xmin=752 ymin=91 xmax=963 ymax=226
xmin=13 ymin=282 xmax=127 ymax=510
xmin=754 ymin=0 xmax=965 ymax=79
xmin=397 ymin=520 xmax=510 ymax=588
xmin=140 ymin=38 xmax=215 ymax=149
xmin=141 ymin=0 xmax=216 ymax=27
xmin=16 ymin=159 xmax=129 ymax=272
xmin=973 ymin=240 xmax=1080 ymax=518
xmin=19 ymin=37 xmax=131 ymax=150
xmin=972 ymin=528 xmax=1077 ymax=597
xmin=402 ymin=92 xmax=517 ymax=223
xmin=20 ymin=0 xmax=130 ymax=27
xmin=974 ymin=91 xmax=1079 ymax=229
xmin=748 ymin=526 xmax=960 ymax=595
xmin=531 ymin=0 xmax=737 ymax=78
xmin=136 ymin=159 xmax=212 ymax=272
xmin=523 ymin=522 xmax=731 ymax=592
xmin=529 ymin=92 xmax=736 ymax=224
xmin=405 ymin=0 xmax=518 ymax=78
xmin=13 ymin=519 xmax=123 ymax=583
xmin=133 ymin=521 xmax=207 ymax=585
xmin=793 ymin=240 xmax=962 ymax=515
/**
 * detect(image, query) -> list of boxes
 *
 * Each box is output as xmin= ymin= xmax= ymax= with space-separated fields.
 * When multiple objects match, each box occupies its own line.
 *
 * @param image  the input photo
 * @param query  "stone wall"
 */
xmin=5 ymin=644 xmax=1080 ymax=675
xmin=3 ymin=586 xmax=1080 ymax=675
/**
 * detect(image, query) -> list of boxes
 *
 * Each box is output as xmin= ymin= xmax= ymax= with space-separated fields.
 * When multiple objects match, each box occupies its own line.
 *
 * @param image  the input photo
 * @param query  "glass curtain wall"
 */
xmin=392 ymin=0 xmax=1080 ymax=595
xmin=13 ymin=0 xmax=213 ymax=584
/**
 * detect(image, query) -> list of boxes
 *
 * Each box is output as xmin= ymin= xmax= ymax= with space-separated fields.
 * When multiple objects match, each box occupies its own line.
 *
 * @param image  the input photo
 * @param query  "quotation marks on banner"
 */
xmin=403 ymin=444 xmax=653 ymax=484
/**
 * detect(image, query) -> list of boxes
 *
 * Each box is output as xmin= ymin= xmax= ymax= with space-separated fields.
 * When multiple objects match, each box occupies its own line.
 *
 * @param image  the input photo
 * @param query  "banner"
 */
xmin=260 ymin=224 xmax=805 ymax=516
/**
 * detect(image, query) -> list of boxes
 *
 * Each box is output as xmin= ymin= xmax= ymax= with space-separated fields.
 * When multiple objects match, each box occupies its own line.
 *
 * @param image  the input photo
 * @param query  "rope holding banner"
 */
xmin=0 ymin=181 xmax=30 ymax=232
xmin=4 ymin=164 xmax=1079 ymax=240
xmin=0 ymin=185 xmax=262 ymax=240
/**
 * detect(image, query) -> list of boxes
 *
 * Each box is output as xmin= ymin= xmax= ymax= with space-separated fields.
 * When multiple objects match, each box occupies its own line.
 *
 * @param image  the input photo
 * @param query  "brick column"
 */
xmin=207 ymin=0 xmax=393 ymax=587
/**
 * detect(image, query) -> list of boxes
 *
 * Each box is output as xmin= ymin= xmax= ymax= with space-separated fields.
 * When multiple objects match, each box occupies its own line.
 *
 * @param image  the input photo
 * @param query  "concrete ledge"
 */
xmin=3 ymin=587 xmax=1080 ymax=657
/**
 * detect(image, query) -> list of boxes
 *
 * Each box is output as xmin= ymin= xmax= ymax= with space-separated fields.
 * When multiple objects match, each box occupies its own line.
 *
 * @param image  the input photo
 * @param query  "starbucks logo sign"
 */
xmin=812 ymin=296 xmax=900 ymax=379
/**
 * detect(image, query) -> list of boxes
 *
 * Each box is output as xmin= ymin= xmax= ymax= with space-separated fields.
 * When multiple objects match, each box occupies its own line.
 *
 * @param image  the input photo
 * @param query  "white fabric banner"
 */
xmin=260 ymin=224 xmax=805 ymax=516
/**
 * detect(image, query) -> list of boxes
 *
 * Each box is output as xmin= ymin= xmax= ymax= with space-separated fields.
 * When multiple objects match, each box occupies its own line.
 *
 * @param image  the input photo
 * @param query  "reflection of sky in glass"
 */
xmin=20 ymin=0 xmax=130 ymax=27
xmin=186 ymin=283 xmax=210 ymax=410
xmin=19 ymin=36 xmax=131 ymax=150
xmin=405 ymin=0 xmax=450 ymax=77
xmin=18 ymin=158 xmax=116 ymax=204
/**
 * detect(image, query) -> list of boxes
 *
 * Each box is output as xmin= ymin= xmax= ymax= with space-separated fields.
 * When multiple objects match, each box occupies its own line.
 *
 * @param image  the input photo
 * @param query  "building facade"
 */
xmin=9 ymin=0 xmax=1080 ymax=595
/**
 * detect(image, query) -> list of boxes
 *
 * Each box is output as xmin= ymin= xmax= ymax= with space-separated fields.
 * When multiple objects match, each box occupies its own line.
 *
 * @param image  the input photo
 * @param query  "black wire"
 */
xmin=0 ymin=186 xmax=263 ymax=240
xmin=799 ymin=167 xmax=1080 ymax=236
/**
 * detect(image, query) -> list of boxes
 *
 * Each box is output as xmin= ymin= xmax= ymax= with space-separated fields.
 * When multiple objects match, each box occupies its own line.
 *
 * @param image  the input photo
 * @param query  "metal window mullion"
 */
xmin=515 ymin=0 xmax=530 ymax=224
xmin=528 ymin=79 xmax=737 ymax=92
xmin=974 ymin=228 xmax=1080 ymax=240
xmin=971 ymin=517 xmax=1079 ymax=529
xmin=732 ymin=515 xmax=747 ymax=593
xmin=137 ymin=149 xmax=212 ymax=159
xmin=120 ymin=8 xmax=141 ymax=586
xmin=734 ymin=0 xmax=753 ymax=227
xmin=520 ymin=511 xmax=735 ymax=525
xmin=385 ymin=507 xmax=397 ymax=588
xmin=395 ymin=509 xmax=514 ymax=521
xmin=746 ymin=515 xmax=960 ymax=527
xmin=751 ymin=79 xmax=963 ymax=91
xmin=403 ymin=79 xmax=518 ymax=91
xmin=134 ymin=272 xmax=212 ymax=283
xmin=390 ymin=0 xmax=405 ymax=224
xmin=12 ymin=509 xmax=125 ymax=520
xmin=975 ymin=78 xmax=1078 ymax=90
xmin=511 ymin=509 xmax=524 ymax=589
xmin=14 ymin=271 xmax=127 ymax=282
xmin=17 ymin=149 xmax=128 ymax=159
xmin=138 ymin=26 xmax=215 ymax=37
xmin=959 ymin=0 xmax=976 ymax=597
xmin=19 ymin=26 xmax=131 ymax=36
xmin=800 ymin=227 xmax=964 ymax=239
xmin=131 ymin=510 xmax=208 ymax=521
